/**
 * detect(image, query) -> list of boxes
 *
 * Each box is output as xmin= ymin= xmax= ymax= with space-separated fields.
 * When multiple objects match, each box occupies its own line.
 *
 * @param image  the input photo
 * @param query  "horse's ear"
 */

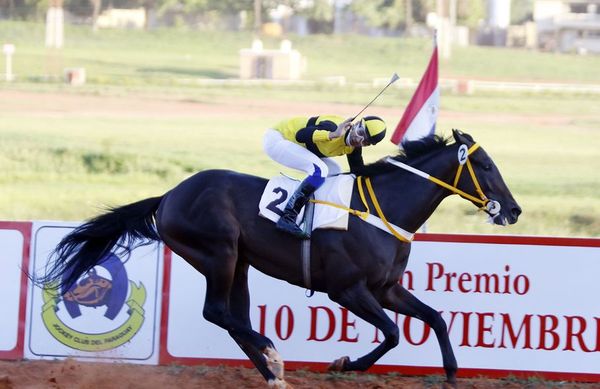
xmin=452 ymin=129 xmax=474 ymax=144
xmin=452 ymin=129 xmax=461 ymax=141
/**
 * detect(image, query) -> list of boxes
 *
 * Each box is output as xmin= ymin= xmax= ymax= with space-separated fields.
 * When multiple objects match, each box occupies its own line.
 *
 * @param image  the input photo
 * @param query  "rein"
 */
xmin=385 ymin=143 xmax=492 ymax=211
xmin=307 ymin=143 xmax=495 ymax=244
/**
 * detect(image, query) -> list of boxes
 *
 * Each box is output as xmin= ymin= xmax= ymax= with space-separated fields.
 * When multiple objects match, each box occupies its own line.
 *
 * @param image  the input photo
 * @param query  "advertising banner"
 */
xmin=162 ymin=235 xmax=600 ymax=380
xmin=0 ymin=222 xmax=31 ymax=359
xmin=2 ymin=220 xmax=598 ymax=381
xmin=24 ymin=222 xmax=164 ymax=364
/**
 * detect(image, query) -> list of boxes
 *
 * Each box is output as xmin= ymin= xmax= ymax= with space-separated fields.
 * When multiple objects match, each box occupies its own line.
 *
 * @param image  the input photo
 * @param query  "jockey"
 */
xmin=263 ymin=115 xmax=386 ymax=238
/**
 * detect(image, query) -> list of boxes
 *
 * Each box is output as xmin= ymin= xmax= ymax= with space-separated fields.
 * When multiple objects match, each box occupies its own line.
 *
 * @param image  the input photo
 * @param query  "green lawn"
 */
xmin=1 ymin=22 xmax=599 ymax=238
xmin=2 ymin=21 xmax=600 ymax=84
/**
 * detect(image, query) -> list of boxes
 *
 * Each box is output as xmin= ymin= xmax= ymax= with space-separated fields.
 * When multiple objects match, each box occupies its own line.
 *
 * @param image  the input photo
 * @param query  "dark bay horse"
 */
xmin=40 ymin=130 xmax=521 ymax=388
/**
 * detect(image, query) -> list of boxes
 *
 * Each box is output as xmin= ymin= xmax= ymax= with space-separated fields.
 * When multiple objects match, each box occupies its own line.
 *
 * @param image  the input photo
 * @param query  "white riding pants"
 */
xmin=263 ymin=129 xmax=341 ymax=178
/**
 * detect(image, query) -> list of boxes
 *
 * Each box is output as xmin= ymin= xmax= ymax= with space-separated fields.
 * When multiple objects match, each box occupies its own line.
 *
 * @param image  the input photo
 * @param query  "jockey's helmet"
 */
xmin=346 ymin=116 xmax=386 ymax=147
xmin=363 ymin=116 xmax=386 ymax=145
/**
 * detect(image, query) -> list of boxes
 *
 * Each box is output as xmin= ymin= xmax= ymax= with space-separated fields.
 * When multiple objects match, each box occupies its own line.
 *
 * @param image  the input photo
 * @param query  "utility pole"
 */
xmin=334 ymin=0 xmax=343 ymax=35
xmin=405 ymin=0 xmax=412 ymax=32
xmin=91 ymin=0 xmax=101 ymax=32
xmin=46 ymin=0 xmax=64 ymax=80
xmin=254 ymin=0 xmax=262 ymax=33
xmin=46 ymin=0 xmax=64 ymax=49
xmin=3 ymin=44 xmax=15 ymax=82
xmin=436 ymin=0 xmax=456 ymax=59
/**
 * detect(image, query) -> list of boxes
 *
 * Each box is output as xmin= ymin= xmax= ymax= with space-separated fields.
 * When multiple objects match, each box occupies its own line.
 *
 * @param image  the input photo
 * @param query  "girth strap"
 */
xmin=301 ymin=195 xmax=315 ymax=297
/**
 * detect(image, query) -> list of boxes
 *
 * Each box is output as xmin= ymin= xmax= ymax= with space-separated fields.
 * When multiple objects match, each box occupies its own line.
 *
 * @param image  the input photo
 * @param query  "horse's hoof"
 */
xmin=327 ymin=356 xmax=350 ymax=371
xmin=442 ymin=380 xmax=458 ymax=389
xmin=264 ymin=347 xmax=285 ymax=380
xmin=268 ymin=378 xmax=293 ymax=389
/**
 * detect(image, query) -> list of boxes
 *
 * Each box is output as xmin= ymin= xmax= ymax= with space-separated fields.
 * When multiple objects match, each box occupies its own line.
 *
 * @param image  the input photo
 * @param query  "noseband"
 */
xmin=385 ymin=143 xmax=500 ymax=216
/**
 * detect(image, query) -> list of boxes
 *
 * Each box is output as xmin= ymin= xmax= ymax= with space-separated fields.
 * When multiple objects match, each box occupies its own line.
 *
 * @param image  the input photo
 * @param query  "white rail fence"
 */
xmin=178 ymin=76 xmax=600 ymax=95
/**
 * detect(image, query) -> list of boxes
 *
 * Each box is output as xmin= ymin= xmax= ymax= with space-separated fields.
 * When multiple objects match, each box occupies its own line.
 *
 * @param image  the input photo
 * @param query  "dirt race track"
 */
xmin=1 ymin=89 xmax=582 ymax=125
xmin=1 ymin=360 xmax=600 ymax=389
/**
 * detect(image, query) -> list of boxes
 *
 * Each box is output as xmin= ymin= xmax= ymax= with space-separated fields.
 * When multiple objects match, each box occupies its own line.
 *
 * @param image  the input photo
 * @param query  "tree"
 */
xmin=3 ymin=0 xmax=46 ymax=19
xmin=292 ymin=0 xmax=334 ymax=33
xmin=456 ymin=0 xmax=485 ymax=29
xmin=511 ymin=0 xmax=533 ymax=24
xmin=350 ymin=0 xmax=406 ymax=30
xmin=64 ymin=0 xmax=92 ymax=18
xmin=411 ymin=0 xmax=434 ymax=24
xmin=152 ymin=0 xmax=254 ymax=28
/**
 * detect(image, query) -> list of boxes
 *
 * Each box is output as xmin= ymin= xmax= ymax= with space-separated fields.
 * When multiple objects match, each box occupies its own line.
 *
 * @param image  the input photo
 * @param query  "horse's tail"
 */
xmin=39 ymin=195 xmax=164 ymax=290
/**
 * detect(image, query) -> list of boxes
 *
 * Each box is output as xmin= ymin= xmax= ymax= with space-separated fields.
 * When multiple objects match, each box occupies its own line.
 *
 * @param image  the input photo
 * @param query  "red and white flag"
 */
xmin=390 ymin=40 xmax=439 ymax=145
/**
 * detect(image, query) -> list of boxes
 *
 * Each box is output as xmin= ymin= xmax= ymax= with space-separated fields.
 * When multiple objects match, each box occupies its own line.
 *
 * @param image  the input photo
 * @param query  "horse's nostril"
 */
xmin=511 ymin=207 xmax=522 ymax=218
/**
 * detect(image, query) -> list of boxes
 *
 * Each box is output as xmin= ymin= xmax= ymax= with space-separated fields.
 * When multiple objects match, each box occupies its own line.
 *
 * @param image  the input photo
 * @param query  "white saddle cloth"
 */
xmin=259 ymin=175 xmax=355 ymax=231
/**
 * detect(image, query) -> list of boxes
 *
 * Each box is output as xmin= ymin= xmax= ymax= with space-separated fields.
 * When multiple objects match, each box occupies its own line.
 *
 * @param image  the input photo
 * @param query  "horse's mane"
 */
xmin=355 ymin=134 xmax=452 ymax=177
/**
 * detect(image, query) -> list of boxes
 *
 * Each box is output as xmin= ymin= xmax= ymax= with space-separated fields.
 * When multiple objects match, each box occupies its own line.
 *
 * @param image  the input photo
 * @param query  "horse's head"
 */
xmin=451 ymin=129 xmax=521 ymax=226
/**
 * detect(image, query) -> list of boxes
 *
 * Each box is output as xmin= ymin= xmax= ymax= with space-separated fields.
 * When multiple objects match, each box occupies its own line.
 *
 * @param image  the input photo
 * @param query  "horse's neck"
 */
xmin=374 ymin=147 xmax=458 ymax=233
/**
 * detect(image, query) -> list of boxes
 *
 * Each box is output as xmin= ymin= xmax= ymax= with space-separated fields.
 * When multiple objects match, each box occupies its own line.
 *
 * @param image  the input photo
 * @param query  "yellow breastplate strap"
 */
xmin=310 ymin=176 xmax=412 ymax=242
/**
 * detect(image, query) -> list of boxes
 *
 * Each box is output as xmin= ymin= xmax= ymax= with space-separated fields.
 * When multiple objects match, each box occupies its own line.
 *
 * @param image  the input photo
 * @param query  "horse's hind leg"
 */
xmin=203 ymin=255 xmax=290 ymax=388
xmin=379 ymin=283 xmax=457 ymax=386
xmin=164 ymin=235 xmax=287 ymax=388
xmin=229 ymin=261 xmax=287 ymax=385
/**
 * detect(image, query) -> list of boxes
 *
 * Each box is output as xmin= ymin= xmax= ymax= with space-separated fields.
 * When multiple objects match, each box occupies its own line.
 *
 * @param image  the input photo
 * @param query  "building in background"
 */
xmin=96 ymin=8 xmax=146 ymax=30
xmin=478 ymin=0 xmax=511 ymax=46
xmin=534 ymin=0 xmax=600 ymax=53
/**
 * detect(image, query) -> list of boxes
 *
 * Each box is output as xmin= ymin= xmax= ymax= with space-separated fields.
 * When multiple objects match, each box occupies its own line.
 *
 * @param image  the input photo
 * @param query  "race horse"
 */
xmin=40 ymin=130 xmax=521 ymax=388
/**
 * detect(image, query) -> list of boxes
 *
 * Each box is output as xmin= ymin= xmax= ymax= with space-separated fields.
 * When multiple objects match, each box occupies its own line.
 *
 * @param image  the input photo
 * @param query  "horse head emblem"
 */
xmin=63 ymin=268 xmax=112 ymax=307
xmin=60 ymin=253 xmax=129 ymax=320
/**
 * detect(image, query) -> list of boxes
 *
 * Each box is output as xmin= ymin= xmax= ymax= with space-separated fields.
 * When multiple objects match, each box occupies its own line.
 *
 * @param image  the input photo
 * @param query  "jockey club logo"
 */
xmin=41 ymin=253 xmax=146 ymax=351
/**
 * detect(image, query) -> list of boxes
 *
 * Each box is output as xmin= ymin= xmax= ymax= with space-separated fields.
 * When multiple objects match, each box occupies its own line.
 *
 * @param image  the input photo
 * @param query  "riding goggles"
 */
xmin=347 ymin=119 xmax=369 ymax=146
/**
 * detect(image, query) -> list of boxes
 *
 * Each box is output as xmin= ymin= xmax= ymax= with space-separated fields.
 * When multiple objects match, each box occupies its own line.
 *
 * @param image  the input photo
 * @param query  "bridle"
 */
xmin=309 ymin=142 xmax=502 ymax=247
xmin=385 ymin=143 xmax=502 ymax=217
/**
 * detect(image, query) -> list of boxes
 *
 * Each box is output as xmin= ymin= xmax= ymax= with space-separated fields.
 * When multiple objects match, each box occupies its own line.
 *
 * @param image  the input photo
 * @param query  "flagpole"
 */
xmin=389 ymin=33 xmax=439 ymax=145
xmin=420 ymin=30 xmax=440 ymax=234
xmin=392 ymin=29 xmax=440 ymax=235
xmin=419 ymin=29 xmax=440 ymax=234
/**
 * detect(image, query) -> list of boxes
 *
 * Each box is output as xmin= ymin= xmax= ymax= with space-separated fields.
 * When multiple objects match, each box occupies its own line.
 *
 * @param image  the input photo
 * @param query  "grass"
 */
xmin=422 ymin=374 xmax=445 ymax=387
xmin=1 ymin=90 xmax=598 ymax=237
xmin=502 ymin=374 xmax=578 ymax=388
xmin=0 ymin=21 xmax=599 ymax=238
xmin=2 ymin=21 xmax=600 ymax=85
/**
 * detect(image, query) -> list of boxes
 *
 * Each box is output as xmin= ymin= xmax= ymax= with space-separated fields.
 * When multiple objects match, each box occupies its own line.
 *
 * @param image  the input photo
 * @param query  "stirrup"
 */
xmin=276 ymin=217 xmax=310 ymax=239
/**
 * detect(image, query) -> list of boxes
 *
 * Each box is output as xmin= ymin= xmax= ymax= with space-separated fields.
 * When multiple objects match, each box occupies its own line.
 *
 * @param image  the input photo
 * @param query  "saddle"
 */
xmin=259 ymin=174 xmax=415 ymax=294
xmin=259 ymin=174 xmax=354 ymax=294
xmin=258 ymin=174 xmax=355 ymax=231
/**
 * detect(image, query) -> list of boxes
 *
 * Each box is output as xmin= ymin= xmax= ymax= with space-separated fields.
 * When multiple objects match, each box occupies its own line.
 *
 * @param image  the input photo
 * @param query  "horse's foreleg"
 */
xmin=328 ymin=281 xmax=399 ymax=372
xmin=380 ymin=283 xmax=457 ymax=386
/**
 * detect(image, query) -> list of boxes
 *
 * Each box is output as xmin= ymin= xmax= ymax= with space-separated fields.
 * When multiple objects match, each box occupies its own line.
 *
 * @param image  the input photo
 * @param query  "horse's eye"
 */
xmin=483 ymin=164 xmax=493 ymax=171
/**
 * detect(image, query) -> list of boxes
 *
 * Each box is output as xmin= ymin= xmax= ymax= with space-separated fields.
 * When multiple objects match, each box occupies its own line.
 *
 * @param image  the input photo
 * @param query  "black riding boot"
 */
xmin=276 ymin=180 xmax=317 ymax=239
